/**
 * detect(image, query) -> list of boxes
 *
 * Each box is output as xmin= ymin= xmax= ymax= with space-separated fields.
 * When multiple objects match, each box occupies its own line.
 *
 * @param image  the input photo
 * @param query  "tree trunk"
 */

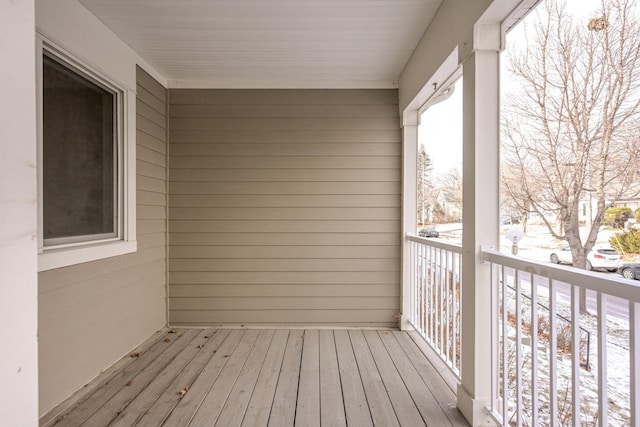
xmin=579 ymin=288 xmax=587 ymax=314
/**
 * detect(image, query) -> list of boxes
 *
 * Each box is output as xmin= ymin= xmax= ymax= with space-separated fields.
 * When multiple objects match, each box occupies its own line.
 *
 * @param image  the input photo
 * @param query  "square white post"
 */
xmin=456 ymin=23 xmax=501 ymax=426
xmin=400 ymin=116 xmax=418 ymax=331
xmin=0 ymin=0 xmax=39 ymax=424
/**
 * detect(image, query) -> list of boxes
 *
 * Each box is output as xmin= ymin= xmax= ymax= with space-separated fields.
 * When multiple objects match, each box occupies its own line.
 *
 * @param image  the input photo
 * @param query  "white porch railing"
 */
xmin=482 ymin=248 xmax=640 ymax=427
xmin=406 ymin=234 xmax=462 ymax=379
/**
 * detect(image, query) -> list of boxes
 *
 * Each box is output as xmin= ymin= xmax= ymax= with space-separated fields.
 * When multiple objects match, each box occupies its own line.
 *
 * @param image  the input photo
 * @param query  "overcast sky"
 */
xmin=417 ymin=0 xmax=607 ymax=178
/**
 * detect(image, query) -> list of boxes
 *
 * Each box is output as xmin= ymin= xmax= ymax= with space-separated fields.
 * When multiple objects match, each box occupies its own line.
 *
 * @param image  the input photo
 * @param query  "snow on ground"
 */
xmin=500 ymin=223 xmax=634 ymax=426
xmin=502 ymin=301 xmax=631 ymax=426
xmin=434 ymin=222 xmax=635 ymax=425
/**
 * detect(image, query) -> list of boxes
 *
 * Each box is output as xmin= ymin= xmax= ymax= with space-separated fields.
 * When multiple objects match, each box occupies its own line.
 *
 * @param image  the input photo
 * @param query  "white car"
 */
xmin=549 ymin=246 xmax=622 ymax=271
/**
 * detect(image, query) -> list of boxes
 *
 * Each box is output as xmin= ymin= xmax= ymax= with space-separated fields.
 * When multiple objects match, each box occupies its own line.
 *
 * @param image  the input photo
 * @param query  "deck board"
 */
xmin=334 ymin=330 xmax=374 ymax=426
xmin=295 ymin=329 xmax=321 ymax=427
xmin=363 ymin=330 xmax=425 ymax=426
xmin=267 ymin=329 xmax=303 ymax=427
xmin=349 ymin=329 xmax=400 ymax=427
xmin=379 ymin=331 xmax=455 ymax=426
xmin=216 ymin=329 xmax=275 ymax=427
xmin=84 ymin=329 xmax=202 ymax=426
xmin=188 ymin=329 xmax=260 ymax=425
xmin=242 ymin=329 xmax=289 ymax=427
xmin=111 ymin=329 xmax=226 ymax=426
xmin=42 ymin=328 xmax=469 ymax=427
xmin=163 ymin=329 xmax=244 ymax=425
xmin=399 ymin=331 xmax=469 ymax=425
xmin=319 ymin=330 xmax=347 ymax=427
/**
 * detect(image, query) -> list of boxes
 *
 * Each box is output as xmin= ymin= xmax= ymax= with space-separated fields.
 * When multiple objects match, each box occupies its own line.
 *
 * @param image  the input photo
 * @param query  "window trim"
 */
xmin=37 ymin=35 xmax=136 ymax=271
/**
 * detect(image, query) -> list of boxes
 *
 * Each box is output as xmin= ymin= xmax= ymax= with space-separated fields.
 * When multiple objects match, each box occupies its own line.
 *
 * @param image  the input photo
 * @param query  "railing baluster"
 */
xmin=421 ymin=242 xmax=426 ymax=336
xmin=631 ymin=301 xmax=640 ymax=427
xmin=413 ymin=241 xmax=417 ymax=330
xmin=501 ymin=265 xmax=508 ymax=423
xmin=414 ymin=243 xmax=423 ymax=333
xmin=490 ymin=261 xmax=499 ymax=419
xmin=515 ymin=269 xmax=523 ymax=425
xmin=438 ymin=249 xmax=447 ymax=359
xmin=571 ymin=285 xmax=581 ymax=427
xmin=550 ymin=279 xmax=558 ymax=427
xmin=597 ymin=292 xmax=608 ymax=427
xmin=435 ymin=246 xmax=440 ymax=353
xmin=445 ymin=248 xmax=450 ymax=367
xmin=427 ymin=243 xmax=431 ymax=341
xmin=457 ymin=252 xmax=461 ymax=373
xmin=430 ymin=244 xmax=436 ymax=344
xmin=531 ymin=272 xmax=539 ymax=427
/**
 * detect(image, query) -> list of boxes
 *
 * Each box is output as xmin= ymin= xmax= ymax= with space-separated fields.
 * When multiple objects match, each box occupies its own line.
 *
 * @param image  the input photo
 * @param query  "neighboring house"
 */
xmin=612 ymin=199 xmax=640 ymax=212
xmin=1 ymin=1 xmax=582 ymax=426
xmin=435 ymin=190 xmax=462 ymax=222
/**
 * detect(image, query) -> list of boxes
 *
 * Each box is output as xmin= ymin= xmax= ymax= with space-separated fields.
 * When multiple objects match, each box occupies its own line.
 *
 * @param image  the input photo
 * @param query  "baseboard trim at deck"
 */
xmin=168 ymin=324 xmax=398 ymax=331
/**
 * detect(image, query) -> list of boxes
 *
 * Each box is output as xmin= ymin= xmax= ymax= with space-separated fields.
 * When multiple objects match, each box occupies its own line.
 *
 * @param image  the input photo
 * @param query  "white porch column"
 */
xmin=0 ymin=0 xmax=39 ymax=425
xmin=456 ymin=23 xmax=501 ymax=426
xmin=400 ymin=113 xmax=418 ymax=330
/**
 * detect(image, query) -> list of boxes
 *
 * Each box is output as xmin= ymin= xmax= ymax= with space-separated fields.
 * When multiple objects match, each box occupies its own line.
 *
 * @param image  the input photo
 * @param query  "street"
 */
xmin=535 ymin=275 xmax=629 ymax=323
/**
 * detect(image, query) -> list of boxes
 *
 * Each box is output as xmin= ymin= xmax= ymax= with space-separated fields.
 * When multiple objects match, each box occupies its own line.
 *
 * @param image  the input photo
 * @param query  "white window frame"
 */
xmin=37 ymin=35 xmax=136 ymax=271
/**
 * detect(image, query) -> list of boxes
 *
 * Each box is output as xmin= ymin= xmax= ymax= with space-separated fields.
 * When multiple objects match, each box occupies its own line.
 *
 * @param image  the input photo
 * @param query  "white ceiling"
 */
xmin=79 ymin=0 xmax=443 ymax=88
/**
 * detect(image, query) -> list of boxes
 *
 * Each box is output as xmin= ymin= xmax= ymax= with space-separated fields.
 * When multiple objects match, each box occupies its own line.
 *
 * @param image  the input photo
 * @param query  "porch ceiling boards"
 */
xmin=42 ymin=328 xmax=468 ymax=426
xmin=78 ymin=0 xmax=443 ymax=87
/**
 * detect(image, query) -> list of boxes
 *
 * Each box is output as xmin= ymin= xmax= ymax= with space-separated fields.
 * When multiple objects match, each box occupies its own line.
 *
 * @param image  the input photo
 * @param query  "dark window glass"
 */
xmin=597 ymin=249 xmax=618 ymax=255
xmin=43 ymin=53 xmax=117 ymax=243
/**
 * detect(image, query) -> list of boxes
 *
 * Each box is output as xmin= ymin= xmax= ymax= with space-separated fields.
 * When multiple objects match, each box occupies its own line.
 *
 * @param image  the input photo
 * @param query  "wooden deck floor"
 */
xmin=42 ymin=328 xmax=469 ymax=427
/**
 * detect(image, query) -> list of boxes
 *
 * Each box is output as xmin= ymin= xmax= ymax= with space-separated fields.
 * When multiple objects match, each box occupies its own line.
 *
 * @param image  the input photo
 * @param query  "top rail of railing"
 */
xmin=406 ymin=233 xmax=463 ymax=253
xmin=481 ymin=247 xmax=640 ymax=303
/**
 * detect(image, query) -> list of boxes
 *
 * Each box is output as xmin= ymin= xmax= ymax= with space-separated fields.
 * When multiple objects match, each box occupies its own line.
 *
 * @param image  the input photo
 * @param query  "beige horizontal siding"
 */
xmin=37 ymin=67 xmax=168 ymax=416
xmin=169 ymin=194 xmax=400 ymax=208
xmin=169 ymin=89 xmax=399 ymax=105
xmin=169 ymin=103 xmax=399 ymax=118
xmin=169 ymin=168 xmax=400 ymax=182
xmin=168 ymin=232 xmax=398 ymax=246
xmin=169 ymin=156 xmax=399 ymax=169
xmin=169 ymin=220 xmax=399 ymax=233
xmin=169 ymin=245 xmax=398 ymax=259
xmin=170 ymin=117 xmax=400 ymax=131
xmin=170 ymin=129 xmax=401 ymax=144
xmin=170 ymin=142 xmax=400 ymax=156
xmin=169 ymin=207 xmax=399 ymax=220
xmin=169 ymin=284 xmax=399 ymax=298
xmin=169 ymin=258 xmax=399 ymax=272
xmin=169 ymin=182 xmax=399 ymax=195
xmin=169 ymin=271 xmax=398 ymax=285
xmin=168 ymin=89 xmax=401 ymax=326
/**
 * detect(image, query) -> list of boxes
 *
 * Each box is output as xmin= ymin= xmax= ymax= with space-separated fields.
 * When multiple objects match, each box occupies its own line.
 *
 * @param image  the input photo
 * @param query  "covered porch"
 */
xmin=0 ymin=1 xmax=589 ymax=426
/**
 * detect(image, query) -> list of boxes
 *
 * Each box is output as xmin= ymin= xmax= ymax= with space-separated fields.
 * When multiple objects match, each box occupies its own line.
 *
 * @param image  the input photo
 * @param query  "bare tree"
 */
xmin=417 ymin=144 xmax=434 ymax=226
xmin=437 ymin=167 xmax=463 ymax=222
xmin=501 ymin=0 xmax=640 ymax=312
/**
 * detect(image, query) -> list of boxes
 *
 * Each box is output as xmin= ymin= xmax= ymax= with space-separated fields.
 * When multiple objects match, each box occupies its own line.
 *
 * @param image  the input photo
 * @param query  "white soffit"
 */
xmin=79 ymin=0 xmax=442 ymax=89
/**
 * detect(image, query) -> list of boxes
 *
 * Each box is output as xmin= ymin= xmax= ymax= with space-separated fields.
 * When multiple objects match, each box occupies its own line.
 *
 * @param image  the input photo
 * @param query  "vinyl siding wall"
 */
xmin=37 ymin=67 xmax=167 ymax=415
xmin=168 ymin=89 xmax=401 ymax=326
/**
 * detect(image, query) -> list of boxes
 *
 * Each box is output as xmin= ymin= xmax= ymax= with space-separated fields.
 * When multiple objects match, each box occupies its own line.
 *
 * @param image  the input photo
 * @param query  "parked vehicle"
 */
xmin=617 ymin=263 xmax=640 ymax=280
xmin=549 ymin=246 xmax=621 ymax=271
xmin=418 ymin=228 xmax=439 ymax=238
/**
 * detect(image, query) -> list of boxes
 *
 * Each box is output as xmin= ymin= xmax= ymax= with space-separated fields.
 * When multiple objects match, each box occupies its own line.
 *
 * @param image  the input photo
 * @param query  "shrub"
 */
xmin=604 ymin=207 xmax=632 ymax=228
xmin=635 ymin=208 xmax=640 ymax=223
xmin=610 ymin=228 xmax=640 ymax=254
